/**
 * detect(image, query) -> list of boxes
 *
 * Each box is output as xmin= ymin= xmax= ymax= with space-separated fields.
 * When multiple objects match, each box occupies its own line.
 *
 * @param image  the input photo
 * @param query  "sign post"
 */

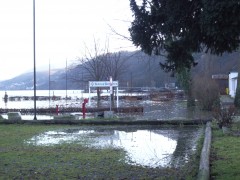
xmin=88 ymin=80 xmax=119 ymax=107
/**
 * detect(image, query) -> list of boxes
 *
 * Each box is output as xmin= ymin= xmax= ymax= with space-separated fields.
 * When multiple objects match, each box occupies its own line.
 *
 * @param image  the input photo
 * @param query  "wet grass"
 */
xmin=0 ymin=124 xmax=202 ymax=179
xmin=211 ymin=122 xmax=240 ymax=179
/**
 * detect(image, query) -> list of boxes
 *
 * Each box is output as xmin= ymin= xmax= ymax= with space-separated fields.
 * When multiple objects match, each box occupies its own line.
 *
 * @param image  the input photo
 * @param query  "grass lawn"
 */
xmin=0 ymin=124 xmax=202 ymax=179
xmin=210 ymin=122 xmax=240 ymax=180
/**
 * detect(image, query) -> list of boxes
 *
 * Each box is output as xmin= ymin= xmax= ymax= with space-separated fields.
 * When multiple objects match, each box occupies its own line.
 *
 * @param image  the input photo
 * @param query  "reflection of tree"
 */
xmin=170 ymin=127 xmax=202 ymax=167
xmin=152 ymin=127 xmax=202 ymax=167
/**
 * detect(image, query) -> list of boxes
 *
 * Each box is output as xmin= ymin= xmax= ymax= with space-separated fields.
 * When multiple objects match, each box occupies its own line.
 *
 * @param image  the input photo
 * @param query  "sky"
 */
xmin=0 ymin=0 xmax=137 ymax=81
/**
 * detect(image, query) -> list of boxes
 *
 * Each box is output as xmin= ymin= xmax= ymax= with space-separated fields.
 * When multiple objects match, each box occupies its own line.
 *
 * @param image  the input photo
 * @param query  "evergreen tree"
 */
xmin=234 ymin=72 xmax=240 ymax=107
xmin=176 ymin=68 xmax=195 ymax=107
xmin=129 ymin=0 xmax=240 ymax=71
xmin=129 ymin=0 xmax=240 ymax=106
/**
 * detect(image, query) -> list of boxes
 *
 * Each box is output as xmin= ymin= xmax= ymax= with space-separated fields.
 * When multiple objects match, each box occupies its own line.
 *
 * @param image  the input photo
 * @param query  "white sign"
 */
xmin=89 ymin=81 xmax=118 ymax=87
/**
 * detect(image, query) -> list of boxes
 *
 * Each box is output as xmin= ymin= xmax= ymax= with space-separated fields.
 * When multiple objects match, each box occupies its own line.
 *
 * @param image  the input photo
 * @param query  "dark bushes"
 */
xmin=193 ymin=75 xmax=220 ymax=110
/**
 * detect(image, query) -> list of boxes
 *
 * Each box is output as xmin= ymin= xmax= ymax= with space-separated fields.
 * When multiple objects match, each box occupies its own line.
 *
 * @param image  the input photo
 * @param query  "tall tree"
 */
xmin=129 ymin=0 xmax=240 ymax=72
xmin=234 ymin=49 xmax=240 ymax=107
xmin=129 ymin=0 xmax=240 ymax=106
xmin=176 ymin=68 xmax=195 ymax=107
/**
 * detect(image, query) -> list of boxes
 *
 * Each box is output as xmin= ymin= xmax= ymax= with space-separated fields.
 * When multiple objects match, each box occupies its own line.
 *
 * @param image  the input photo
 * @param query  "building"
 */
xmin=229 ymin=72 xmax=238 ymax=98
xmin=212 ymin=74 xmax=228 ymax=95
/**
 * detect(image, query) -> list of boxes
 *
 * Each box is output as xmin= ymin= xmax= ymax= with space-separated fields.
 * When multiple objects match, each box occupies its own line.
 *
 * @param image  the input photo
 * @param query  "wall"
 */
xmin=229 ymin=72 xmax=238 ymax=97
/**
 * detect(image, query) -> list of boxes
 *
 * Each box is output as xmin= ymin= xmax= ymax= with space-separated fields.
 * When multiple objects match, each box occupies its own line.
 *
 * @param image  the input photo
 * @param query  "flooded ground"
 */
xmin=1 ymin=99 xmax=212 ymax=120
xmin=0 ymin=90 xmax=212 ymax=120
xmin=113 ymin=99 xmax=212 ymax=120
xmin=25 ymin=125 xmax=203 ymax=168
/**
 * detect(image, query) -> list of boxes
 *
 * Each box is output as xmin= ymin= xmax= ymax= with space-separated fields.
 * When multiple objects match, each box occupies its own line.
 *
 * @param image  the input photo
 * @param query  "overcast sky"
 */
xmin=0 ymin=0 xmax=136 ymax=81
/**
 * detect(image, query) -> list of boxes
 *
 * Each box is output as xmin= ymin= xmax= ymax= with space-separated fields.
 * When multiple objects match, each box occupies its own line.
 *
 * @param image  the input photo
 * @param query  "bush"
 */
xmin=234 ymin=76 xmax=240 ymax=108
xmin=193 ymin=75 xmax=220 ymax=110
xmin=213 ymin=105 xmax=235 ymax=128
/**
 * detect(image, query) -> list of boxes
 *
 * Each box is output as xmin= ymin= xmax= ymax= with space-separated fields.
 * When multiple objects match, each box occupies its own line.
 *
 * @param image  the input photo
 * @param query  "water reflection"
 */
xmin=2 ymin=114 xmax=54 ymax=120
xmin=25 ymin=126 xmax=203 ymax=168
xmin=91 ymin=130 xmax=177 ymax=167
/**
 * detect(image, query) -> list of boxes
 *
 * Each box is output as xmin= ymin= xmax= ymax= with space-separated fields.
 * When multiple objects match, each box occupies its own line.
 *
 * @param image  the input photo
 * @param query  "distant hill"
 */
xmin=0 ymin=72 xmax=48 ymax=90
xmin=0 ymin=50 xmax=239 ymax=90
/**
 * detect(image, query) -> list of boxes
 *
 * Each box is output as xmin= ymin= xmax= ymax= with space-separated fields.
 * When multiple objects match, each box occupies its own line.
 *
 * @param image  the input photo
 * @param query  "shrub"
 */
xmin=213 ymin=105 xmax=235 ymax=128
xmin=193 ymin=75 xmax=220 ymax=110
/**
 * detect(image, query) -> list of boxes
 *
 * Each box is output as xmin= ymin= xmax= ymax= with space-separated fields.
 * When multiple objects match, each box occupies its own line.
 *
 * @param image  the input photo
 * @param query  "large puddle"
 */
xmin=25 ymin=126 xmax=203 ymax=168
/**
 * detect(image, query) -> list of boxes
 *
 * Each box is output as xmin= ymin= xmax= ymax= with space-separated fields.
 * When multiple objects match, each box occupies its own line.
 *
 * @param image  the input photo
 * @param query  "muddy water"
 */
xmin=25 ymin=126 xmax=203 ymax=168
xmin=121 ymin=99 xmax=212 ymax=120
xmin=1 ymin=90 xmax=212 ymax=120
xmin=1 ymin=99 xmax=211 ymax=120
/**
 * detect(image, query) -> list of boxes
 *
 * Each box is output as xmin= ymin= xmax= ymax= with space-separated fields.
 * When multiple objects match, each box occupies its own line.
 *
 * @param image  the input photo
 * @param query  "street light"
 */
xmin=33 ymin=0 xmax=37 ymax=120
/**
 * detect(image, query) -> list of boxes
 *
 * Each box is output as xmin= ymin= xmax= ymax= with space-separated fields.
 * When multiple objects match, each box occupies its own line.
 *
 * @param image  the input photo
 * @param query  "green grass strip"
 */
xmin=211 ymin=122 xmax=240 ymax=179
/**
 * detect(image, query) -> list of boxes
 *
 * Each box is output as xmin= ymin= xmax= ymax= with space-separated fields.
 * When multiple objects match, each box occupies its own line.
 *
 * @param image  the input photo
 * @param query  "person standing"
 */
xmin=4 ymin=91 xmax=8 ymax=109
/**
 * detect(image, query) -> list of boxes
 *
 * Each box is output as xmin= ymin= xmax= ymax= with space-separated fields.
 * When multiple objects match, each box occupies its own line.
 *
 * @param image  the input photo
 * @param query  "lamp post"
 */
xmin=33 ymin=0 xmax=37 ymax=120
xmin=109 ymin=76 xmax=112 ymax=111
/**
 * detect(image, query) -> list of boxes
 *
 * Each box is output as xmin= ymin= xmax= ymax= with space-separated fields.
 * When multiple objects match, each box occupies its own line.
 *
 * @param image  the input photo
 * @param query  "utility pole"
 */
xmin=65 ymin=59 xmax=68 ymax=107
xmin=33 ymin=0 xmax=37 ymax=120
xmin=49 ymin=59 xmax=51 ymax=112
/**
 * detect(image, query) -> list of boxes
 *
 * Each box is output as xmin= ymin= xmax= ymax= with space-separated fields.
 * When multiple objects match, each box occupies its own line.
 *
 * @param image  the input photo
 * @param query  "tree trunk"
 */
xmin=187 ymin=83 xmax=195 ymax=108
xmin=111 ymin=87 xmax=115 ymax=107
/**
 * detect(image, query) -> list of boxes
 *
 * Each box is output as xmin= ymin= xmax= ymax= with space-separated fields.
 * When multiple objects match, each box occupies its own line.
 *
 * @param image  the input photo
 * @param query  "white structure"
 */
xmin=88 ymin=81 xmax=119 ymax=107
xmin=229 ymin=72 xmax=238 ymax=98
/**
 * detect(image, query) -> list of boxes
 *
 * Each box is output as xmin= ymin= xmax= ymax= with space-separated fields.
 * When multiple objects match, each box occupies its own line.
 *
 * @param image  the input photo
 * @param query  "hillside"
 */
xmin=0 ymin=50 xmax=239 ymax=90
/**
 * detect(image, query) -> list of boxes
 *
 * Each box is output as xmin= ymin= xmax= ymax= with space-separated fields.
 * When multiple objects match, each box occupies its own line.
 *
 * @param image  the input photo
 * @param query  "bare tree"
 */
xmin=103 ymin=52 xmax=127 ymax=80
xmin=71 ymin=39 xmax=128 ymax=107
xmin=102 ymin=52 xmax=128 ymax=106
xmin=77 ymin=39 xmax=109 ymax=106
